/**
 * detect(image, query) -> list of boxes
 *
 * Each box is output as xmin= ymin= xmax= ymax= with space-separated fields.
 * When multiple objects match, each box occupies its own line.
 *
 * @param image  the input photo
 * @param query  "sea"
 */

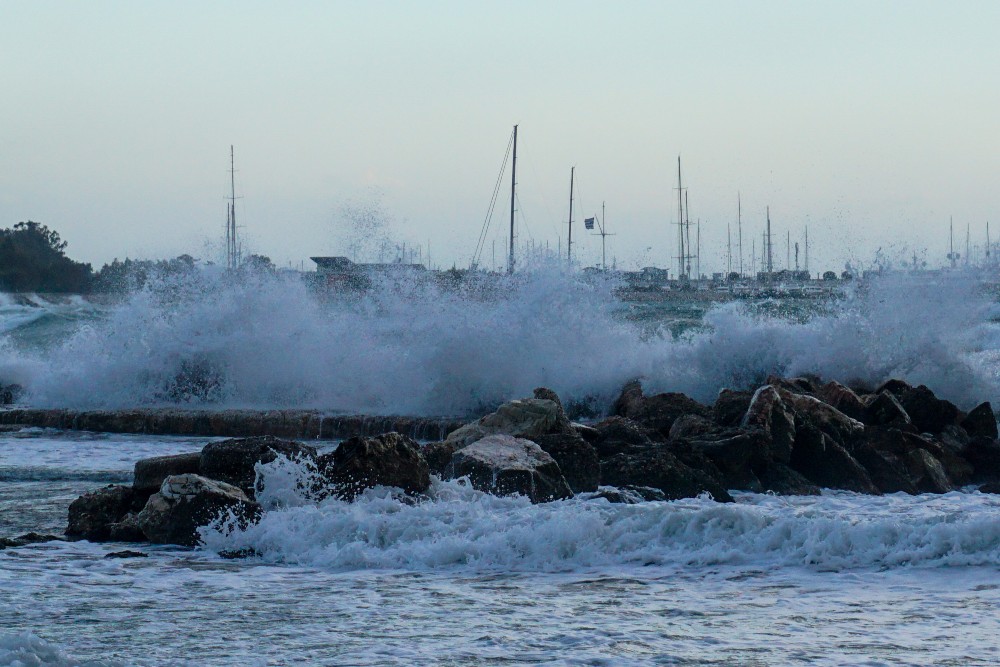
xmin=2 ymin=269 xmax=1000 ymax=666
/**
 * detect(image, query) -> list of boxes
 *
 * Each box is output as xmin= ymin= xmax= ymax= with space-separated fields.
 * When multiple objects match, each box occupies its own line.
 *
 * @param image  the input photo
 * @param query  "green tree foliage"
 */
xmin=0 ymin=221 xmax=93 ymax=292
xmin=92 ymin=254 xmax=198 ymax=292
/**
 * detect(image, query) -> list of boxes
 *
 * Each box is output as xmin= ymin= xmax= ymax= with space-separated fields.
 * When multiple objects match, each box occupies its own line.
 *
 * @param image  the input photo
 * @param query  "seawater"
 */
xmin=2 ymin=430 xmax=1000 ymax=665
xmin=3 ymin=271 xmax=1000 ymax=665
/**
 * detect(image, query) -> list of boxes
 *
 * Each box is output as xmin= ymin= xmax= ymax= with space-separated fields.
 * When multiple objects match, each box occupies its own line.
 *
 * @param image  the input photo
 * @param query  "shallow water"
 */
xmin=3 ymin=430 xmax=1000 ymax=666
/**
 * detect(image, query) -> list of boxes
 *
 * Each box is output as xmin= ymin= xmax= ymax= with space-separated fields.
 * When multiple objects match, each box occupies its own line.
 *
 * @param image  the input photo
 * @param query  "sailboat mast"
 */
xmin=601 ymin=201 xmax=607 ymax=271
xmin=567 ymin=166 xmax=575 ymax=270
xmin=677 ymin=157 xmax=684 ymax=279
xmin=805 ymin=226 xmax=809 ymax=275
xmin=766 ymin=206 xmax=773 ymax=277
xmin=727 ymin=223 xmax=732 ymax=276
xmin=738 ymin=192 xmax=743 ymax=277
xmin=508 ymin=125 xmax=517 ymax=274
xmin=685 ymin=190 xmax=692 ymax=279
xmin=228 ymin=145 xmax=237 ymax=270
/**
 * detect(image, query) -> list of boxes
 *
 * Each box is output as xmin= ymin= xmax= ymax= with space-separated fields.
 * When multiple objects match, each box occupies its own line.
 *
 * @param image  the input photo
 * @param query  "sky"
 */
xmin=1 ymin=0 xmax=998 ymax=275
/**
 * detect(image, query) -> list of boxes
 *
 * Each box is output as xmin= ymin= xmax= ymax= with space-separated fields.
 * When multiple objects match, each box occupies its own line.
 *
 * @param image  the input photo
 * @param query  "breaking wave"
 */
xmin=0 ymin=267 xmax=998 ymax=414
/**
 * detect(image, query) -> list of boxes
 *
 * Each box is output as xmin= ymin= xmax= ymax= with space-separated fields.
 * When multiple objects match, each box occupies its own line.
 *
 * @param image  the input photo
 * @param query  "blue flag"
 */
xmin=584 ymin=217 xmax=595 ymax=230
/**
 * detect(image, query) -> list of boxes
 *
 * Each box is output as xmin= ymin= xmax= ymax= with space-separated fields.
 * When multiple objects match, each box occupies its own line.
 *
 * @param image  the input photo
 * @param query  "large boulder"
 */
xmin=904 ymin=449 xmax=953 ymax=494
xmin=851 ymin=445 xmax=918 ymax=494
xmin=789 ymin=422 xmax=878 ymax=494
xmin=600 ymin=447 xmax=733 ymax=503
xmin=421 ymin=440 xmax=460 ymax=478
xmin=815 ymin=381 xmax=868 ymax=422
xmin=444 ymin=398 xmax=566 ymax=449
xmin=133 ymin=452 xmax=202 ymax=495
xmin=961 ymin=402 xmax=998 ymax=440
xmin=782 ymin=390 xmax=865 ymax=447
xmin=318 ymin=432 xmax=430 ymax=501
xmin=896 ymin=385 xmax=961 ymax=434
xmin=685 ymin=429 xmax=766 ymax=491
xmin=449 ymin=435 xmax=572 ymax=503
xmin=864 ymin=391 xmax=912 ymax=427
xmin=741 ymin=385 xmax=796 ymax=463
xmin=137 ymin=474 xmax=262 ymax=546
xmin=612 ymin=381 xmax=711 ymax=437
xmin=961 ymin=436 xmax=1000 ymax=481
xmin=66 ymin=485 xmax=137 ymax=541
xmin=590 ymin=417 xmax=662 ymax=459
xmin=713 ymin=389 xmax=753 ymax=427
xmin=199 ymin=436 xmax=318 ymax=497
xmin=757 ymin=463 xmax=821 ymax=496
xmin=529 ymin=432 xmax=600 ymax=493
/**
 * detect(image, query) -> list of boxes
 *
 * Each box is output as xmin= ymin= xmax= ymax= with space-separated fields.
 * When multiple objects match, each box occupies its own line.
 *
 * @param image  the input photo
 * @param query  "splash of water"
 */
xmin=0 ymin=267 xmax=997 ymax=414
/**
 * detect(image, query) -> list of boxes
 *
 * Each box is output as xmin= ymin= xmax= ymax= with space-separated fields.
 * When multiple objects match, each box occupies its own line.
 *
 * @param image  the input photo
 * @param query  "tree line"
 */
xmin=0 ymin=221 xmax=274 ymax=293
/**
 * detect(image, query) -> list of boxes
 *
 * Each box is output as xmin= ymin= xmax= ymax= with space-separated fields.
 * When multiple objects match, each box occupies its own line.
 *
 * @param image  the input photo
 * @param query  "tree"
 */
xmin=0 ymin=221 xmax=92 ymax=292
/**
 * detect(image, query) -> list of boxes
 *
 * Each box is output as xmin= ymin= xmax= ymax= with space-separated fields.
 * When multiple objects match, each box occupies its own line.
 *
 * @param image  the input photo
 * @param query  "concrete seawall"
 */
xmin=0 ymin=408 xmax=465 ymax=441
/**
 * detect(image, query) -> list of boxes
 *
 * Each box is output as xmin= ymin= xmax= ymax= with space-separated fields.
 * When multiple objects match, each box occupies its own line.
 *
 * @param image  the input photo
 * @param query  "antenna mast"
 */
xmin=676 ymin=157 xmax=685 ymax=279
xmin=766 ymin=206 xmax=773 ymax=277
xmin=508 ymin=125 xmax=517 ymax=274
xmin=567 ymin=166 xmax=575 ymax=270
xmin=226 ymin=145 xmax=239 ymax=270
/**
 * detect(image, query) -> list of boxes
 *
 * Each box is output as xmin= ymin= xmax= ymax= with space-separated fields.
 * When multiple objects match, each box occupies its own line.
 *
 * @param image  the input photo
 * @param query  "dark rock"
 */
xmin=742 ymin=386 xmax=795 ymax=463
xmin=104 ymin=550 xmax=148 ymax=559
xmin=66 ymin=485 xmax=136 ymax=541
xmin=0 ymin=532 xmax=63 ymax=549
xmin=851 ymin=445 xmax=918 ymax=494
xmin=961 ymin=437 xmax=1000 ymax=482
xmin=199 ymin=436 xmax=318 ymax=497
xmin=449 ymin=434 xmax=573 ymax=503
xmin=421 ymin=440 xmax=460 ymax=477
xmin=612 ymin=381 xmax=710 ymax=437
xmin=107 ymin=512 xmax=146 ymax=542
xmin=591 ymin=417 xmax=661 ymax=460
xmin=875 ymin=378 xmax=914 ymax=397
xmin=529 ymin=432 xmax=600 ymax=493
xmin=765 ymin=375 xmax=819 ymax=395
xmin=789 ymin=422 xmax=878 ymax=494
xmin=897 ymin=385 xmax=961 ymax=434
xmin=572 ymin=423 xmax=600 ymax=443
xmin=599 ymin=448 xmax=733 ymax=503
xmin=668 ymin=414 xmax=717 ymax=441
xmin=318 ymin=432 xmax=430 ymax=501
xmin=0 ymin=384 xmax=23 ymax=405
xmin=904 ymin=449 xmax=953 ymax=494
xmin=758 ymin=463 xmax=821 ymax=496
xmin=137 ymin=474 xmax=262 ymax=546
xmin=865 ymin=391 xmax=912 ymax=427
xmin=133 ymin=452 xmax=202 ymax=494
xmin=445 ymin=397 xmax=568 ymax=448
xmin=865 ymin=426 xmax=971 ymax=486
xmin=782 ymin=390 xmax=865 ymax=448
xmin=713 ymin=389 xmax=753 ymax=427
xmin=961 ymin=402 xmax=998 ymax=440
xmin=815 ymin=381 xmax=868 ymax=422
xmin=686 ymin=429 xmax=767 ymax=491
xmin=218 ymin=547 xmax=262 ymax=559
xmin=978 ymin=481 xmax=1000 ymax=494
xmin=589 ymin=486 xmax=668 ymax=503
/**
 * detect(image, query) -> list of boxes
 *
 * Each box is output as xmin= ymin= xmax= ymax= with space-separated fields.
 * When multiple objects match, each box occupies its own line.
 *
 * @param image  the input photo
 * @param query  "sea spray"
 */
xmin=1 ymin=267 xmax=998 ymax=413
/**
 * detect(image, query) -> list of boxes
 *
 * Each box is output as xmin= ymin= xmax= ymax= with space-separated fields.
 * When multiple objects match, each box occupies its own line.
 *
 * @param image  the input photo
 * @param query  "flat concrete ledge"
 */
xmin=0 ymin=408 xmax=465 ymax=441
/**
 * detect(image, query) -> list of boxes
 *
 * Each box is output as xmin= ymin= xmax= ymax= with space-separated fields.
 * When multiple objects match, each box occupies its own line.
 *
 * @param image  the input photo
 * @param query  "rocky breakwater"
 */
xmin=55 ymin=377 xmax=1000 ymax=549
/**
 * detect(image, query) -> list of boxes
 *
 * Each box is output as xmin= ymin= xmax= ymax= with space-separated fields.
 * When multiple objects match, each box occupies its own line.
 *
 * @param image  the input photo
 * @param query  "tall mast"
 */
xmin=727 ymin=222 xmax=732 ymax=277
xmin=696 ymin=219 xmax=701 ymax=281
xmin=766 ymin=206 xmax=773 ymax=276
xmin=685 ymin=190 xmax=692 ymax=279
xmin=508 ymin=125 xmax=517 ymax=274
xmin=949 ymin=216 xmax=955 ymax=269
xmin=786 ymin=230 xmax=790 ymax=271
xmin=567 ymin=166 xmax=575 ymax=270
xmin=227 ymin=145 xmax=238 ymax=270
xmin=601 ymin=201 xmax=607 ymax=270
xmin=988 ymin=221 xmax=991 ymax=265
xmin=738 ymin=192 xmax=743 ymax=277
xmin=966 ymin=223 xmax=971 ymax=267
xmin=676 ymin=156 xmax=685 ymax=278
xmin=805 ymin=226 xmax=809 ymax=275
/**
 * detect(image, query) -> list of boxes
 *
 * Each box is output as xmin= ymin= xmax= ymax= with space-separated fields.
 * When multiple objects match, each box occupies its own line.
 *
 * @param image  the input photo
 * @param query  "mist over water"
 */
xmin=0 ymin=267 xmax=997 ymax=414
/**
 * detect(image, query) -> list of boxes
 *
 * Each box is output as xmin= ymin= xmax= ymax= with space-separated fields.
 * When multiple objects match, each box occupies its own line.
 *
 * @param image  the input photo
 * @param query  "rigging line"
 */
xmin=525 ymin=151 xmax=560 ymax=238
xmin=515 ymin=193 xmax=535 ymax=241
xmin=472 ymin=128 xmax=514 ymax=268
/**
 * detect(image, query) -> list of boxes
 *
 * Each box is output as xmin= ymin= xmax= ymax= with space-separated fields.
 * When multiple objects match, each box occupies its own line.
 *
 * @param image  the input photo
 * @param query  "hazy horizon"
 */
xmin=2 ymin=1 xmax=998 ymax=275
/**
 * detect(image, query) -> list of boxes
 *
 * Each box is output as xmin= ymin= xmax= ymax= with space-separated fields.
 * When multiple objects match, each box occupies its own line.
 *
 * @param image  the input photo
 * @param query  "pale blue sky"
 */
xmin=1 ymin=1 xmax=998 ymax=273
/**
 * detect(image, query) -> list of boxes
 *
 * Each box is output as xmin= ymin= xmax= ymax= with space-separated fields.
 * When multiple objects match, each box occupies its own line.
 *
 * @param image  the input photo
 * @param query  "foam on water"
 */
xmin=201 ymin=458 xmax=1000 ymax=573
xmin=0 ymin=633 xmax=120 ymax=667
xmin=1 ymin=268 xmax=998 ymax=413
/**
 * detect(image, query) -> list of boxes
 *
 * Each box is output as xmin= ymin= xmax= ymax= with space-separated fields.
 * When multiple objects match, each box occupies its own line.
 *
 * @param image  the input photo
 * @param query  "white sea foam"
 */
xmin=1 ymin=268 xmax=998 ymax=413
xmin=201 ymin=459 xmax=1000 ymax=572
xmin=0 ymin=632 xmax=120 ymax=667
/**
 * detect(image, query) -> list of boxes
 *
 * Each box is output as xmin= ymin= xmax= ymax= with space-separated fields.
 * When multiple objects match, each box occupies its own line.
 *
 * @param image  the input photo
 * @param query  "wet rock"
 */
xmin=864 ymin=391 xmax=912 ymax=427
xmin=903 ymin=449 xmax=953 ymax=494
xmin=421 ymin=440 xmax=460 ymax=477
xmin=875 ymin=378 xmax=914 ymax=398
xmin=66 ymin=485 xmax=136 ymax=541
xmin=445 ymin=398 xmax=567 ymax=449
xmin=529 ymin=432 xmax=600 ymax=493
xmin=199 ymin=436 xmax=318 ymax=497
xmin=978 ymin=481 xmax=1000 ymax=494
xmin=591 ymin=417 xmax=661 ymax=459
xmin=104 ymin=550 xmax=148 ymax=559
xmin=782 ymin=390 xmax=865 ymax=448
xmin=686 ymin=430 xmax=766 ymax=491
xmin=713 ymin=389 xmax=753 ymax=428
xmin=815 ymin=381 xmax=868 ymax=422
xmin=107 ymin=512 xmax=146 ymax=542
xmin=851 ymin=446 xmax=918 ymax=494
xmin=766 ymin=375 xmax=819 ymax=395
xmin=137 ymin=474 xmax=262 ymax=546
xmin=960 ymin=437 xmax=1000 ymax=481
xmin=742 ymin=386 xmax=795 ymax=463
xmin=589 ymin=486 xmax=668 ymax=503
xmin=961 ymin=402 xmax=998 ymax=440
xmin=668 ymin=414 xmax=718 ymax=441
xmin=789 ymin=422 xmax=878 ymax=494
xmin=133 ymin=452 xmax=202 ymax=495
xmin=0 ymin=532 xmax=63 ymax=549
xmin=318 ymin=432 xmax=430 ymax=501
xmin=896 ymin=385 xmax=961 ymax=434
xmin=612 ymin=381 xmax=711 ymax=437
xmin=449 ymin=434 xmax=572 ymax=503
xmin=865 ymin=426 xmax=971 ymax=486
xmin=757 ymin=463 xmax=821 ymax=496
xmin=599 ymin=447 xmax=733 ymax=503
xmin=0 ymin=383 xmax=23 ymax=405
